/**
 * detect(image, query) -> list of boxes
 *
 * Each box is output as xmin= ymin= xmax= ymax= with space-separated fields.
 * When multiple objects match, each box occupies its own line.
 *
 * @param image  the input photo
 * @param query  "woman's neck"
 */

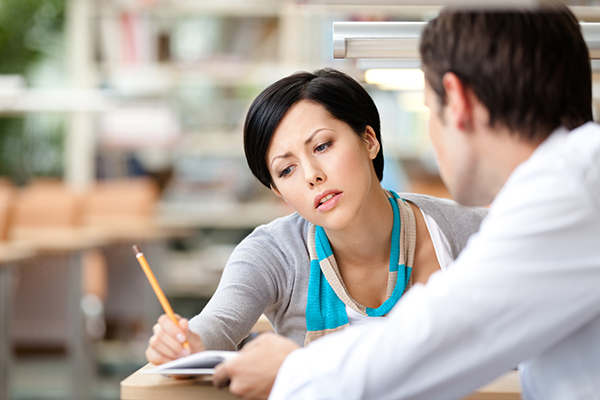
xmin=324 ymin=185 xmax=394 ymax=268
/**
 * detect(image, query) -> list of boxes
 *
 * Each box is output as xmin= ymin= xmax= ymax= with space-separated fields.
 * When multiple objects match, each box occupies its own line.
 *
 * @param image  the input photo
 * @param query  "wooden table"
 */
xmin=465 ymin=371 xmax=521 ymax=399
xmin=0 ymin=243 xmax=36 ymax=400
xmin=121 ymin=364 xmax=237 ymax=400
xmin=80 ymin=223 xmax=190 ymax=243
xmin=121 ymin=365 xmax=521 ymax=400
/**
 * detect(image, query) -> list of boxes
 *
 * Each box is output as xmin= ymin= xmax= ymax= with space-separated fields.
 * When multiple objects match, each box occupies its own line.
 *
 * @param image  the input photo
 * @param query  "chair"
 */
xmin=81 ymin=177 xmax=159 ymax=229
xmin=10 ymin=179 xmax=82 ymax=238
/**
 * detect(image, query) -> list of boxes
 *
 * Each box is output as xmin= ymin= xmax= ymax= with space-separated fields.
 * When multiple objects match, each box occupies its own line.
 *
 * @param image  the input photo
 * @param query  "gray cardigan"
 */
xmin=189 ymin=193 xmax=488 ymax=350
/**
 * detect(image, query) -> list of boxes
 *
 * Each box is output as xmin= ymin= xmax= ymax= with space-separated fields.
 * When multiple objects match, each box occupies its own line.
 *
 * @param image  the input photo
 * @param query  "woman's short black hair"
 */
xmin=244 ymin=68 xmax=383 ymax=188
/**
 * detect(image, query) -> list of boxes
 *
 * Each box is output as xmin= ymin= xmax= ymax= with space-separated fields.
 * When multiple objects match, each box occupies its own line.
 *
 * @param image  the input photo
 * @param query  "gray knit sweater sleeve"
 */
xmin=188 ymin=213 xmax=311 ymax=350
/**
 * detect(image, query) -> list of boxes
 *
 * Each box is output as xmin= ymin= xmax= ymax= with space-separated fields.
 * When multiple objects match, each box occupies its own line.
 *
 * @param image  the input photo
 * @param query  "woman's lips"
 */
xmin=316 ymin=192 xmax=342 ymax=212
xmin=314 ymin=190 xmax=339 ymax=208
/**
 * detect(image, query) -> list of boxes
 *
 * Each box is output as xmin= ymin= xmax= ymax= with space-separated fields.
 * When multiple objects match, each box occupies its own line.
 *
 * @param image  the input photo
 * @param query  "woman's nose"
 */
xmin=306 ymin=163 xmax=325 ymax=187
xmin=309 ymin=176 xmax=324 ymax=187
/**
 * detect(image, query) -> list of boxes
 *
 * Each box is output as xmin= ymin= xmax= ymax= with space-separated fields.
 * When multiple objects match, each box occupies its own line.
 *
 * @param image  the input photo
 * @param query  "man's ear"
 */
xmin=364 ymin=125 xmax=380 ymax=160
xmin=442 ymin=72 xmax=474 ymax=132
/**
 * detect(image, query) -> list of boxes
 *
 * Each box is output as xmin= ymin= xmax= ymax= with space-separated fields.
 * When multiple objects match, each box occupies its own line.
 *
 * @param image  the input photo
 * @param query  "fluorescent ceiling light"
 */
xmin=364 ymin=68 xmax=424 ymax=91
xmin=310 ymin=0 xmax=544 ymax=5
xmin=333 ymin=22 xmax=423 ymax=59
xmin=334 ymin=21 xmax=600 ymax=60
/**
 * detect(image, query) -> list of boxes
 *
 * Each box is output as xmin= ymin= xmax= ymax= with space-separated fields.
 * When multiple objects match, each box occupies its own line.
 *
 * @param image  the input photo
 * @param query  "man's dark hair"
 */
xmin=420 ymin=6 xmax=593 ymax=141
xmin=244 ymin=68 xmax=383 ymax=188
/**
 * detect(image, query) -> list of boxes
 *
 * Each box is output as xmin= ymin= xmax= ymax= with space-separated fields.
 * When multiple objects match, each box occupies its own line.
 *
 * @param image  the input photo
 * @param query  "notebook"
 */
xmin=142 ymin=350 xmax=237 ymax=375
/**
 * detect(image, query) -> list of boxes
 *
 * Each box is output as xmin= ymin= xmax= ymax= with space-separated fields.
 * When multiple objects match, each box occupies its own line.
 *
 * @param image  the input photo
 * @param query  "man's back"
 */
xmin=510 ymin=123 xmax=600 ymax=399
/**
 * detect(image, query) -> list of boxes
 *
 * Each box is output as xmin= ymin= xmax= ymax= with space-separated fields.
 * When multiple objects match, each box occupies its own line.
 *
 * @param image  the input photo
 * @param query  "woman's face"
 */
xmin=267 ymin=100 xmax=380 ymax=231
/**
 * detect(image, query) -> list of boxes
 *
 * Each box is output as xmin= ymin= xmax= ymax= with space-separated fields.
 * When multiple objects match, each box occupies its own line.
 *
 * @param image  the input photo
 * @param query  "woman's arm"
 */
xmin=144 ymin=219 xmax=297 ymax=364
xmin=188 ymin=219 xmax=302 ymax=350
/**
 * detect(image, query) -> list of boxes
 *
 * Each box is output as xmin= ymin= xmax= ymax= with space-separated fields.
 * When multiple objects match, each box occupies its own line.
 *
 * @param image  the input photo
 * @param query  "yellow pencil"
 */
xmin=133 ymin=244 xmax=190 ymax=351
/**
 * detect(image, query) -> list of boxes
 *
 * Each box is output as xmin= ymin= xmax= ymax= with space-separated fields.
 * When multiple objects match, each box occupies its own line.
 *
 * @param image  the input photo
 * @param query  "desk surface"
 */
xmin=9 ymin=223 xmax=189 ymax=252
xmin=121 ymin=364 xmax=237 ymax=400
xmin=465 ymin=371 xmax=521 ymax=399
xmin=82 ymin=223 xmax=191 ymax=242
xmin=0 ymin=242 xmax=36 ymax=264
xmin=121 ymin=365 xmax=521 ymax=400
xmin=10 ymin=227 xmax=108 ymax=252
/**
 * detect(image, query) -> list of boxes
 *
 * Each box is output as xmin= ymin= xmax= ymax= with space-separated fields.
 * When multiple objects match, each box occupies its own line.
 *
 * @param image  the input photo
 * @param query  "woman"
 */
xmin=145 ymin=68 xmax=487 ymax=364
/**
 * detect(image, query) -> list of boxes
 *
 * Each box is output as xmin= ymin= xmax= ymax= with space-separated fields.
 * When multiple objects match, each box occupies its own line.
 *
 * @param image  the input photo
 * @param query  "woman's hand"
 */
xmin=145 ymin=314 xmax=205 ymax=365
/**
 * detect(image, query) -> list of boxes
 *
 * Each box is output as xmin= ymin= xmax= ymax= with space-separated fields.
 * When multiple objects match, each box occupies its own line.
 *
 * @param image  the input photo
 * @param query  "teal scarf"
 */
xmin=305 ymin=190 xmax=416 ymax=345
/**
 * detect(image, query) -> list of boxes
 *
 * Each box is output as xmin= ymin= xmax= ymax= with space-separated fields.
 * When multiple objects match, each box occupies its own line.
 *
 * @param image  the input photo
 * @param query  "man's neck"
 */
xmin=476 ymin=126 xmax=546 ymax=200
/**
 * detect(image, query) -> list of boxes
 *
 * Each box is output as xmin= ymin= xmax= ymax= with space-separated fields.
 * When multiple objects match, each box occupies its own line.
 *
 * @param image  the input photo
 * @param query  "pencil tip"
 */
xmin=132 ymin=245 xmax=141 ymax=254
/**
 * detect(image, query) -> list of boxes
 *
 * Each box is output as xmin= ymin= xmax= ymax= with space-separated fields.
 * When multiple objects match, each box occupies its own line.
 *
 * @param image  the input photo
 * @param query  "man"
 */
xmin=214 ymin=6 xmax=600 ymax=399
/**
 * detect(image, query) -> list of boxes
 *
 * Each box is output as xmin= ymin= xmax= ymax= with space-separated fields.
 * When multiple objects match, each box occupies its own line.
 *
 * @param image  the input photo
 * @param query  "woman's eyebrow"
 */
xmin=270 ymin=152 xmax=292 ymax=168
xmin=304 ymin=128 xmax=328 ymax=145
xmin=270 ymin=128 xmax=331 ymax=168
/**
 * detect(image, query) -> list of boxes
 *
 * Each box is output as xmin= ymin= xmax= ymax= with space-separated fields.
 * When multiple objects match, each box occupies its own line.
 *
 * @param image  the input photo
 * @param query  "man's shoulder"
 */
xmin=545 ymin=122 xmax=600 ymax=161
xmin=567 ymin=123 xmax=600 ymax=207
xmin=563 ymin=122 xmax=600 ymax=154
xmin=534 ymin=123 xmax=600 ymax=188
xmin=497 ymin=122 xmax=600 ymax=214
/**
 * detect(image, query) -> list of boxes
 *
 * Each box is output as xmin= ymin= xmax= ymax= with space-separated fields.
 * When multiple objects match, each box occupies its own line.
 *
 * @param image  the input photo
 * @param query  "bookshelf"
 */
xmin=0 ymin=89 xmax=109 ymax=114
xmin=83 ymin=0 xmax=453 ymax=297
xmin=89 ymin=0 xmax=442 ymax=174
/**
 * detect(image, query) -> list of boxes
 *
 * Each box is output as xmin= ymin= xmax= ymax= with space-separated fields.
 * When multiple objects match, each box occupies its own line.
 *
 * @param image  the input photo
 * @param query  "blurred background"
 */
xmin=1 ymin=0 xmax=600 ymax=399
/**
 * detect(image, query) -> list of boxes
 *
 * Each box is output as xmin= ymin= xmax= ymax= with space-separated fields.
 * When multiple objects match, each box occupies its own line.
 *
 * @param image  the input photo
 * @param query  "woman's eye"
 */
xmin=315 ymin=142 xmax=331 ymax=153
xmin=279 ymin=166 xmax=293 ymax=178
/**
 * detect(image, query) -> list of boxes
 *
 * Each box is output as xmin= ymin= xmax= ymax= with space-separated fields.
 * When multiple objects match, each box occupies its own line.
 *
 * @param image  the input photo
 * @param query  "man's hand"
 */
xmin=213 ymin=333 xmax=300 ymax=400
xmin=145 ymin=314 xmax=205 ymax=365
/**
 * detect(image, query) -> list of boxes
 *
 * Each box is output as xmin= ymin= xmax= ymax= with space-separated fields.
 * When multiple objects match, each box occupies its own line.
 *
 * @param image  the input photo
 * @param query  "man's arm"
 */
xmin=268 ymin=168 xmax=600 ymax=399
xmin=218 ymin=164 xmax=600 ymax=399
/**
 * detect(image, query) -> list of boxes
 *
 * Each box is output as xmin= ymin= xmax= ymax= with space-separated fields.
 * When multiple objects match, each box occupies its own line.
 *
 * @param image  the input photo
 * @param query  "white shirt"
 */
xmin=347 ymin=212 xmax=452 ymax=327
xmin=270 ymin=123 xmax=600 ymax=400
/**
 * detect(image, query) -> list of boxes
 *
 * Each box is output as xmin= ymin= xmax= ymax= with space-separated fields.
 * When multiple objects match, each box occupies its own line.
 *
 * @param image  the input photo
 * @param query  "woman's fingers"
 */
xmin=150 ymin=326 xmax=184 ymax=358
xmin=145 ymin=314 xmax=190 ymax=364
xmin=146 ymin=344 xmax=175 ymax=366
xmin=179 ymin=318 xmax=206 ymax=353
xmin=157 ymin=316 xmax=188 ymax=355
